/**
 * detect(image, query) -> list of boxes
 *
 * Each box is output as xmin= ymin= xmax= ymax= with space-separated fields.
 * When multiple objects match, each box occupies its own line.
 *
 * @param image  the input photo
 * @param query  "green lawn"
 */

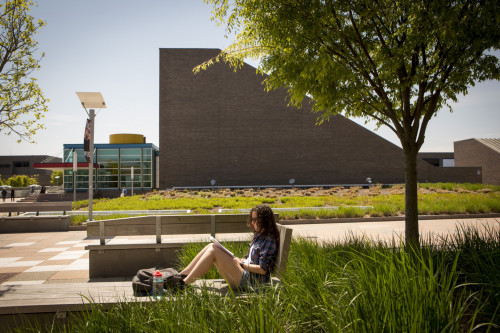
xmin=71 ymin=183 xmax=500 ymax=224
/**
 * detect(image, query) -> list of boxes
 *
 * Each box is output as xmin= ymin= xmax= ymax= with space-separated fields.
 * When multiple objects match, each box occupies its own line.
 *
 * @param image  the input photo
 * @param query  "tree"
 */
xmin=198 ymin=0 xmax=500 ymax=246
xmin=0 ymin=0 xmax=48 ymax=142
xmin=50 ymin=170 xmax=62 ymax=186
xmin=6 ymin=174 xmax=37 ymax=187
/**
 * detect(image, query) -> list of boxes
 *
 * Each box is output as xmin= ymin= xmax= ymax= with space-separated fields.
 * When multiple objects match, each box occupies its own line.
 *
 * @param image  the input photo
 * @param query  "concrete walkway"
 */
xmin=287 ymin=217 xmax=500 ymax=243
xmin=0 ymin=217 xmax=498 ymax=286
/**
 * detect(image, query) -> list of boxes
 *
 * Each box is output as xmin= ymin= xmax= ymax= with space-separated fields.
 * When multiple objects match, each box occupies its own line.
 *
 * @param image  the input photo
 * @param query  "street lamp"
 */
xmin=73 ymin=151 xmax=77 ymax=202
xmin=76 ymin=92 xmax=106 ymax=222
xmin=131 ymin=166 xmax=134 ymax=196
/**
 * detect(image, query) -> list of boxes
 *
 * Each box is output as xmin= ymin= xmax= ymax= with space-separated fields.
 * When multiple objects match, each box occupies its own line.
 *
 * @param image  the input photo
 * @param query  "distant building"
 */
xmin=418 ymin=152 xmax=455 ymax=167
xmin=34 ymin=134 xmax=159 ymax=195
xmin=455 ymin=138 xmax=500 ymax=185
xmin=159 ymin=48 xmax=480 ymax=188
xmin=0 ymin=155 xmax=61 ymax=185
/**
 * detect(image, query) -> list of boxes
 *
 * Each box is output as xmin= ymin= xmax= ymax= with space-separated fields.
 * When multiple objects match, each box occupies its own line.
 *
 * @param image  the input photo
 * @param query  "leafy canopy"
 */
xmin=5 ymin=174 xmax=37 ymax=187
xmin=198 ymin=0 xmax=500 ymax=152
xmin=0 ymin=0 xmax=48 ymax=142
xmin=50 ymin=170 xmax=62 ymax=186
xmin=198 ymin=0 xmax=500 ymax=245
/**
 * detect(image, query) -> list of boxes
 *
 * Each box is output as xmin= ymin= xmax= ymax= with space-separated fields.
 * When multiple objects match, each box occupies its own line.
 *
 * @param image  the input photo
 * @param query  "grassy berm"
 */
xmin=71 ymin=183 xmax=500 ymax=224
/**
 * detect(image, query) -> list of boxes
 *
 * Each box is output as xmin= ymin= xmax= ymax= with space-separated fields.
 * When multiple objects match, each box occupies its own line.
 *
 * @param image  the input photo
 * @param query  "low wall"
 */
xmin=85 ymin=214 xmax=270 ymax=238
xmin=0 ymin=202 xmax=73 ymax=215
xmin=0 ymin=216 xmax=70 ymax=233
xmin=418 ymin=162 xmax=481 ymax=183
xmin=87 ymin=243 xmax=184 ymax=278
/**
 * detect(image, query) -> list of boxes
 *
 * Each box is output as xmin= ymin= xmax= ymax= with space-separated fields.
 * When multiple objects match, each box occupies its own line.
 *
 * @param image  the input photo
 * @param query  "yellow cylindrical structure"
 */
xmin=109 ymin=134 xmax=145 ymax=144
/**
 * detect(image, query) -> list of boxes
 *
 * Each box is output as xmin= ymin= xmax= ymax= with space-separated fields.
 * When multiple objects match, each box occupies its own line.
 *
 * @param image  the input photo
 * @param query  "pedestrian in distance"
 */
xmin=1 ymin=188 xmax=6 ymax=202
xmin=10 ymin=189 xmax=15 ymax=202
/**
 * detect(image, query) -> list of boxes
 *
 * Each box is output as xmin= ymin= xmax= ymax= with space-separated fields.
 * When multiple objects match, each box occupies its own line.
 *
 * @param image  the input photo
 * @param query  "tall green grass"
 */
xmin=418 ymin=182 xmax=500 ymax=192
xmin=27 ymin=223 xmax=499 ymax=332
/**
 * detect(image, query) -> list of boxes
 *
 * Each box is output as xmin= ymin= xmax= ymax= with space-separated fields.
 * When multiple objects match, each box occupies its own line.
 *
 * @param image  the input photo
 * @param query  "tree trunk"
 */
xmin=404 ymin=148 xmax=419 ymax=247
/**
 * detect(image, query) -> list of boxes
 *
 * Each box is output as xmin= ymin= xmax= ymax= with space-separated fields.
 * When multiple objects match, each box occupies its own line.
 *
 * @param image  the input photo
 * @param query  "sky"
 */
xmin=1 ymin=0 xmax=499 ymax=158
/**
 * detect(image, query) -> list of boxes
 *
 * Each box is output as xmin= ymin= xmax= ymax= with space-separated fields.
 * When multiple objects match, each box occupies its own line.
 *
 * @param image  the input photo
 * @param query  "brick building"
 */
xmin=0 ymin=155 xmax=61 ymax=186
xmin=159 ymin=48 xmax=480 ymax=189
xmin=455 ymin=139 xmax=500 ymax=185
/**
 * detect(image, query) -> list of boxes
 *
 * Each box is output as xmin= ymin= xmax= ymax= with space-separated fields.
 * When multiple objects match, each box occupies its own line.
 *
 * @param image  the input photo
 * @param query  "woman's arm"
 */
xmin=233 ymin=257 xmax=266 ymax=275
xmin=240 ymin=260 xmax=266 ymax=275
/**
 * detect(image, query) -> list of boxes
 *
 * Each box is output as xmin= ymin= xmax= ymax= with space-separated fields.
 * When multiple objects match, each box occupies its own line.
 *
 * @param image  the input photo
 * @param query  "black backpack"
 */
xmin=132 ymin=267 xmax=179 ymax=296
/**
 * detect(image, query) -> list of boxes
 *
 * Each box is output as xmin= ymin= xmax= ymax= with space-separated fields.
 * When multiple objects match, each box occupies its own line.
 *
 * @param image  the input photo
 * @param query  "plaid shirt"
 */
xmin=244 ymin=234 xmax=278 ymax=285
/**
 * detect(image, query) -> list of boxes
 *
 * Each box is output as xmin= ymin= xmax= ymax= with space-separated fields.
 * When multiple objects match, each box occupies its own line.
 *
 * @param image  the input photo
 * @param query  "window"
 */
xmin=63 ymin=145 xmax=157 ymax=191
xmin=64 ymin=149 xmax=90 ymax=163
xmin=120 ymin=148 xmax=141 ymax=156
xmin=443 ymin=159 xmax=455 ymax=167
xmin=422 ymin=158 xmax=440 ymax=167
xmin=13 ymin=161 xmax=29 ymax=167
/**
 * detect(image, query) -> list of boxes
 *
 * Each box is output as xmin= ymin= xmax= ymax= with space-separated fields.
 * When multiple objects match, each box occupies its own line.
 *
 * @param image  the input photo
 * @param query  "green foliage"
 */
xmin=71 ymin=188 xmax=500 ymax=219
xmin=50 ymin=170 xmax=63 ymax=186
xmin=5 ymin=174 xmax=37 ymax=187
xmin=0 ymin=0 xmax=48 ymax=142
xmin=419 ymin=182 xmax=500 ymax=192
xmin=86 ymin=195 xmax=277 ymax=212
xmin=199 ymin=0 xmax=500 ymax=244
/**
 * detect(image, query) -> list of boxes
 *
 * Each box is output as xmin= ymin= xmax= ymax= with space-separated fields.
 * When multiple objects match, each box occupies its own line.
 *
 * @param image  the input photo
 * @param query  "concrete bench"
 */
xmin=0 ymin=201 xmax=73 ymax=216
xmin=85 ymin=214 xmax=292 ymax=279
xmin=0 ymin=215 xmax=70 ymax=233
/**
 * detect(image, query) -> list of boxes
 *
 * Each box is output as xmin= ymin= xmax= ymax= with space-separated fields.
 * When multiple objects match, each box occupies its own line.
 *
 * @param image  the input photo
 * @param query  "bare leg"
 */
xmin=183 ymin=243 xmax=243 ymax=289
xmin=179 ymin=243 xmax=212 ymax=276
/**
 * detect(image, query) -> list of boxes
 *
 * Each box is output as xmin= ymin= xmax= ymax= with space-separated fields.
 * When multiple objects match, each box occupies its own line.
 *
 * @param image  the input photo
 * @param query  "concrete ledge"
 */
xmin=86 ymin=242 xmax=187 ymax=278
xmin=0 ymin=202 xmax=72 ymax=215
xmin=85 ymin=240 xmax=252 ymax=278
xmin=0 ymin=216 xmax=70 ymax=233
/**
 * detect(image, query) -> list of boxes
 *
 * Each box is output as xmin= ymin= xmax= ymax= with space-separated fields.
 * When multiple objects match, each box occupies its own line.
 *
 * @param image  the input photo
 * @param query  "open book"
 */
xmin=210 ymin=236 xmax=234 ymax=257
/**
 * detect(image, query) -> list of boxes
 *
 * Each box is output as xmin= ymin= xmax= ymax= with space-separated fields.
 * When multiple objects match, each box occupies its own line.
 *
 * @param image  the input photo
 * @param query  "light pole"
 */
xmin=131 ymin=166 xmax=134 ymax=196
xmin=73 ymin=151 xmax=77 ymax=202
xmin=76 ymin=92 xmax=106 ymax=222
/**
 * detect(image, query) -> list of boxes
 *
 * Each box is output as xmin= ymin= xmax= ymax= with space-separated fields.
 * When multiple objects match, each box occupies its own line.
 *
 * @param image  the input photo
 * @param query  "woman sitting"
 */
xmin=174 ymin=204 xmax=280 ymax=290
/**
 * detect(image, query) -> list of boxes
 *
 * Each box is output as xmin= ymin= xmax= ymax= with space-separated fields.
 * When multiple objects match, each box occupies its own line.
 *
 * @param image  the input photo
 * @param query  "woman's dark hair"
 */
xmin=248 ymin=204 xmax=280 ymax=244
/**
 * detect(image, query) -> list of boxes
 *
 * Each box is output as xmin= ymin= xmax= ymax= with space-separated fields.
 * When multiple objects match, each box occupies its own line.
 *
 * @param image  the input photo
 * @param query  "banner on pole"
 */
xmin=84 ymin=119 xmax=91 ymax=162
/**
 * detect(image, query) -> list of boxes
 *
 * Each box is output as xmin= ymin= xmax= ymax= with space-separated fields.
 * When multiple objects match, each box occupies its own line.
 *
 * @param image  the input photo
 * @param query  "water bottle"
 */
xmin=152 ymin=270 xmax=164 ymax=297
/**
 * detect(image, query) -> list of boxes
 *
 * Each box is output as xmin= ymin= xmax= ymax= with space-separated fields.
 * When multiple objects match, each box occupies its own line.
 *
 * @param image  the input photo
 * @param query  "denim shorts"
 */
xmin=238 ymin=269 xmax=251 ymax=291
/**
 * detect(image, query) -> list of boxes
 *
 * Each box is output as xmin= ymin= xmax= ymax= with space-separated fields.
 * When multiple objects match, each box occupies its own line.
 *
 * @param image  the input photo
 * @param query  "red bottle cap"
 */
xmin=153 ymin=270 xmax=162 ymax=277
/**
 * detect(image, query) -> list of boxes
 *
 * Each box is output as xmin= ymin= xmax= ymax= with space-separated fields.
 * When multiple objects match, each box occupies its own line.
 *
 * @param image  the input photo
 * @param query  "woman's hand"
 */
xmin=234 ymin=258 xmax=266 ymax=275
xmin=234 ymin=257 xmax=244 ymax=267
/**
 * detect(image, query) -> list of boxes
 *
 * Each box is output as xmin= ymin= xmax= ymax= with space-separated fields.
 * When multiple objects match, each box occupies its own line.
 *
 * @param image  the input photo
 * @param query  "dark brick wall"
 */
xmin=455 ymin=139 xmax=499 ymax=185
xmin=0 ymin=155 xmax=61 ymax=186
xmin=159 ymin=48 xmax=479 ymax=188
